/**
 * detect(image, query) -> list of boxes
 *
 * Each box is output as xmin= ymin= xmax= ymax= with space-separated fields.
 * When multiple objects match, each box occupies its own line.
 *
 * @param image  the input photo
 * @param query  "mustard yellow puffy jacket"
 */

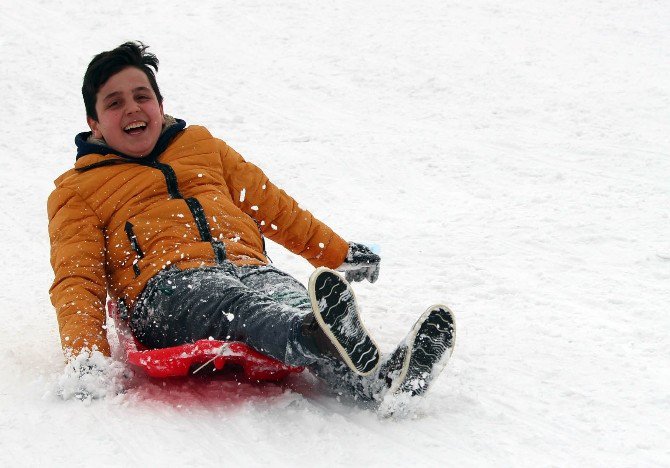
xmin=48 ymin=122 xmax=349 ymax=357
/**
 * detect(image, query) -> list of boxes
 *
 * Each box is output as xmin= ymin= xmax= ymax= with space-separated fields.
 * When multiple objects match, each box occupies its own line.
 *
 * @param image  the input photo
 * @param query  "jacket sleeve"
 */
xmin=47 ymin=186 xmax=110 ymax=358
xmin=216 ymin=140 xmax=349 ymax=269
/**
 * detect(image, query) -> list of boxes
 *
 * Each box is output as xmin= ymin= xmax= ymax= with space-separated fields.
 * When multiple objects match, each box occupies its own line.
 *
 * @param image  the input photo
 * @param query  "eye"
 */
xmin=136 ymin=95 xmax=150 ymax=101
xmin=106 ymin=100 xmax=119 ymax=109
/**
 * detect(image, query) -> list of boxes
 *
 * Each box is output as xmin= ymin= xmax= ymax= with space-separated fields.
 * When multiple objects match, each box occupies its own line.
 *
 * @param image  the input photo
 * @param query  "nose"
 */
xmin=125 ymin=101 xmax=141 ymax=115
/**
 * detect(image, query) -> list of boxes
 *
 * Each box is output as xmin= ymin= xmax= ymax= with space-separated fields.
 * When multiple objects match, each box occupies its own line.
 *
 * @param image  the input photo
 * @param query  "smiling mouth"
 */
xmin=123 ymin=121 xmax=147 ymax=135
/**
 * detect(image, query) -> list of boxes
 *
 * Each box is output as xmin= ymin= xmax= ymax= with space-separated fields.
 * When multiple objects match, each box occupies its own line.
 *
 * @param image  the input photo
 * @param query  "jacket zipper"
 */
xmin=88 ymin=158 xmax=232 ymax=267
xmin=143 ymin=160 xmax=225 ymax=264
xmin=124 ymin=221 xmax=144 ymax=277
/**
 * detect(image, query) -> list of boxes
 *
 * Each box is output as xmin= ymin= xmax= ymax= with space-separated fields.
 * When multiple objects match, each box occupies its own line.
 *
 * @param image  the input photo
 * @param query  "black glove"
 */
xmin=337 ymin=242 xmax=381 ymax=283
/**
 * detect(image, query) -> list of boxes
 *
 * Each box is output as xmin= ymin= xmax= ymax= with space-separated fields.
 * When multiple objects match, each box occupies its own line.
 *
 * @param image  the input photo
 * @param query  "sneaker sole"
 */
xmin=388 ymin=304 xmax=456 ymax=396
xmin=308 ymin=267 xmax=381 ymax=376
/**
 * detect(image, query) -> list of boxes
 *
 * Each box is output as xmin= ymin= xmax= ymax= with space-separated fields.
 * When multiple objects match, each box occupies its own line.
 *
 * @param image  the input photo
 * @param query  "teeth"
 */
xmin=124 ymin=122 xmax=147 ymax=131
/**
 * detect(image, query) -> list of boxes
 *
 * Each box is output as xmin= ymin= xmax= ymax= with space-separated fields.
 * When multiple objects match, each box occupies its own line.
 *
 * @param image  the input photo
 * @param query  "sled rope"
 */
xmin=191 ymin=343 xmax=230 ymax=374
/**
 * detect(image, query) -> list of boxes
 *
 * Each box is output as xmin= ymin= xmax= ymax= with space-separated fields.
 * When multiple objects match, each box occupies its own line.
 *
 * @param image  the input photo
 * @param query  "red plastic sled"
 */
xmin=107 ymin=301 xmax=303 ymax=380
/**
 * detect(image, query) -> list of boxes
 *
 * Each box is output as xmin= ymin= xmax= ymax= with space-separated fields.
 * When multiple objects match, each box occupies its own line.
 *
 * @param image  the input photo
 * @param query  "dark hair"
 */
xmin=82 ymin=41 xmax=163 ymax=120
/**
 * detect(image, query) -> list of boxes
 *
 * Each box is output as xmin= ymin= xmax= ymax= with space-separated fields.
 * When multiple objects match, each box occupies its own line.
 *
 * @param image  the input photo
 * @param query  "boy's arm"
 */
xmin=48 ymin=187 xmax=110 ymax=358
xmin=217 ymin=140 xmax=349 ymax=268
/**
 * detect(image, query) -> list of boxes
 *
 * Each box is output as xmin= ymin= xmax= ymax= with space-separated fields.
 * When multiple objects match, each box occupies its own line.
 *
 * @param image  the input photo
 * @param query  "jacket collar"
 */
xmin=75 ymin=115 xmax=186 ymax=162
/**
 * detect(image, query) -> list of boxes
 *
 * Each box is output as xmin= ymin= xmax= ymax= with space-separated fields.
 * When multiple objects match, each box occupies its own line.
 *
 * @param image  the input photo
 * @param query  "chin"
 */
xmin=120 ymin=148 xmax=148 ymax=158
xmin=125 ymin=141 xmax=157 ymax=157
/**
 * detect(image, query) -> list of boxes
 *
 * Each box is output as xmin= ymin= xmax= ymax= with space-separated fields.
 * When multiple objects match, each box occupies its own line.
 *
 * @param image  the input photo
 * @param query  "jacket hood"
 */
xmin=74 ymin=115 xmax=186 ymax=162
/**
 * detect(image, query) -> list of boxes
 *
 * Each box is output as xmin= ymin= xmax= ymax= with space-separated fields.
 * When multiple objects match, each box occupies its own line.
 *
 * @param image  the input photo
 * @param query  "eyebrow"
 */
xmin=102 ymin=86 xmax=152 ymax=102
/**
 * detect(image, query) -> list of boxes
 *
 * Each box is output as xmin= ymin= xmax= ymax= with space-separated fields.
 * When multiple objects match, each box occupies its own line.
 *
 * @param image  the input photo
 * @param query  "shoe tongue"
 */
xmin=302 ymin=314 xmax=319 ymax=332
xmin=300 ymin=314 xmax=339 ymax=359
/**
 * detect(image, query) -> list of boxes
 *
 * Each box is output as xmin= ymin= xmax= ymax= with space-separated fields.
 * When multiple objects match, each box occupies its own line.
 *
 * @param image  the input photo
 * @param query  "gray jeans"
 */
xmin=131 ymin=264 xmax=382 ymax=402
xmin=131 ymin=264 xmax=314 ymax=365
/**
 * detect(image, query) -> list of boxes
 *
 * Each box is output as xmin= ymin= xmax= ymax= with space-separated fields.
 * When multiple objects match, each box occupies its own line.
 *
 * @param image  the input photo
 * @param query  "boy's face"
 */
xmin=87 ymin=66 xmax=164 ymax=158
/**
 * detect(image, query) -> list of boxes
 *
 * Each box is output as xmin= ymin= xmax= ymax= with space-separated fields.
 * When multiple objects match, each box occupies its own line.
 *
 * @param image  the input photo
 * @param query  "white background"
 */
xmin=0 ymin=0 xmax=668 ymax=466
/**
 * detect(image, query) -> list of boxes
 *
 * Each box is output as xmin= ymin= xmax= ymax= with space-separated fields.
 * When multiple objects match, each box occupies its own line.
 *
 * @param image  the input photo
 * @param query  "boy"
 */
xmin=48 ymin=42 xmax=455 ymax=408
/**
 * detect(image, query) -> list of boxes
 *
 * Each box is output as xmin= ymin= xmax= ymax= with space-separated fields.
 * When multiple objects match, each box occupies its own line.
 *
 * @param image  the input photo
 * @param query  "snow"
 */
xmin=1 ymin=0 xmax=669 ymax=466
xmin=56 ymin=350 xmax=128 ymax=402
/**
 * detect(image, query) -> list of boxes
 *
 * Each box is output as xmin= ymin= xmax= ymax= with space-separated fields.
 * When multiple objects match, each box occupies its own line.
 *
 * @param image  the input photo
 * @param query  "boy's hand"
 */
xmin=337 ymin=242 xmax=381 ymax=283
xmin=56 ymin=349 xmax=131 ymax=401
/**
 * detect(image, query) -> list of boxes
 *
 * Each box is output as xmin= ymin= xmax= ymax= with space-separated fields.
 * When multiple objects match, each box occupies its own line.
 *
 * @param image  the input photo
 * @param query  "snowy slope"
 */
xmin=1 ymin=0 xmax=669 ymax=466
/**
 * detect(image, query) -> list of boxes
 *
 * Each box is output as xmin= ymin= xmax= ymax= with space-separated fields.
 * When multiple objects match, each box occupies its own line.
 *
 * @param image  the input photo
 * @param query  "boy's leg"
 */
xmin=237 ymin=265 xmax=383 ymax=401
xmin=236 ymin=264 xmax=312 ymax=311
xmin=130 ymin=265 xmax=315 ymax=366
xmin=131 ymin=264 xmax=384 ymax=401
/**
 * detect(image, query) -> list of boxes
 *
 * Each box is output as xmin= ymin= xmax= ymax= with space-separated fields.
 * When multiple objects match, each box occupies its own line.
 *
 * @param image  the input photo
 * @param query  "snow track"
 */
xmin=1 ymin=0 xmax=668 ymax=466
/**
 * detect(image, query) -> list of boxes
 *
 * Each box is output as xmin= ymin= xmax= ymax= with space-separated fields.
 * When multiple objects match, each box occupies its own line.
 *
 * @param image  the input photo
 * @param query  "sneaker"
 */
xmin=307 ymin=267 xmax=381 ymax=376
xmin=380 ymin=304 xmax=456 ymax=397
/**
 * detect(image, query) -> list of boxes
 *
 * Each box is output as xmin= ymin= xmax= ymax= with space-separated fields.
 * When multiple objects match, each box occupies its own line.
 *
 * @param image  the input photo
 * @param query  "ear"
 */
xmin=87 ymin=116 xmax=103 ymax=139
